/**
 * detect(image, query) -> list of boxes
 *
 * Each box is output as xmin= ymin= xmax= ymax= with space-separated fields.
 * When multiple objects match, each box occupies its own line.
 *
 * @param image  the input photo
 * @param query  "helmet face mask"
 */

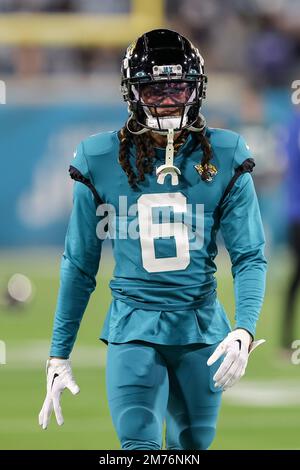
xmin=133 ymin=79 xmax=200 ymax=131
xmin=121 ymin=29 xmax=207 ymax=133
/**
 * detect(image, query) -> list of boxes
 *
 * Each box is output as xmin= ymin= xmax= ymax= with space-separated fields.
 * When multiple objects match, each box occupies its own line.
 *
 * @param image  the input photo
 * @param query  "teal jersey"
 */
xmin=50 ymin=128 xmax=267 ymax=358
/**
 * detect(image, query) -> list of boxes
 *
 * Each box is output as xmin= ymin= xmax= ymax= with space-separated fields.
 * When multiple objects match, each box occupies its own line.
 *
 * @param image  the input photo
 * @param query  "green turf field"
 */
xmin=0 ymin=247 xmax=300 ymax=450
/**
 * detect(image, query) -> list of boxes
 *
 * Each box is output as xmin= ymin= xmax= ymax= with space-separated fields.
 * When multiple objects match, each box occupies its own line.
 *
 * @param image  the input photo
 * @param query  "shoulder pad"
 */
xmin=82 ymin=131 xmax=118 ymax=157
xmin=207 ymin=127 xmax=240 ymax=150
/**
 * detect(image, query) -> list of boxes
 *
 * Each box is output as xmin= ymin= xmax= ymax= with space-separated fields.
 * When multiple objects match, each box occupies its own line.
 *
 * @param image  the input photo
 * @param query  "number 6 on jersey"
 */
xmin=137 ymin=192 xmax=190 ymax=273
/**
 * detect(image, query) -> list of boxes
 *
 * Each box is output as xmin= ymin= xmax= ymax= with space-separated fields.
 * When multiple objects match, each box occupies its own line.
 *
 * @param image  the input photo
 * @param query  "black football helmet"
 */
xmin=121 ymin=29 xmax=207 ymax=133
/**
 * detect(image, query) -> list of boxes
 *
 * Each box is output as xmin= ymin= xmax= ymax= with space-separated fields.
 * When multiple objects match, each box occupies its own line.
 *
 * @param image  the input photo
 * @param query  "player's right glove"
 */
xmin=38 ymin=358 xmax=80 ymax=430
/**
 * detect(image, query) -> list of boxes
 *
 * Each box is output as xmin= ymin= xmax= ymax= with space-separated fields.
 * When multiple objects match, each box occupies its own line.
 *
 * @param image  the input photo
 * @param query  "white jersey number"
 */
xmin=137 ymin=193 xmax=190 ymax=273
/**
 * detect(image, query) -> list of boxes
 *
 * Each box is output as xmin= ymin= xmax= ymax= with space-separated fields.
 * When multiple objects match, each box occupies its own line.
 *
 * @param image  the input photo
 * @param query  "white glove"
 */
xmin=207 ymin=329 xmax=265 ymax=391
xmin=39 ymin=358 xmax=80 ymax=430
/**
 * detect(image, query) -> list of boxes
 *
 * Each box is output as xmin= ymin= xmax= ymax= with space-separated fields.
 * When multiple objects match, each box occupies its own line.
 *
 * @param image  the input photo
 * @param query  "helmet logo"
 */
xmin=126 ymin=40 xmax=137 ymax=58
xmin=153 ymin=64 xmax=182 ymax=78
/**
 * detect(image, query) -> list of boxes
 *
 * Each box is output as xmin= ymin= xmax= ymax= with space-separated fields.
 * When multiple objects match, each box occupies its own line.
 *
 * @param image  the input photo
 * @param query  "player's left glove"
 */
xmin=207 ymin=329 xmax=265 ymax=391
xmin=38 ymin=358 xmax=80 ymax=430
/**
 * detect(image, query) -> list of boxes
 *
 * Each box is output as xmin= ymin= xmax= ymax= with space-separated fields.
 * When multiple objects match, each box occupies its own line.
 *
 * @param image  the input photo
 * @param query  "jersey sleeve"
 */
xmin=220 ymin=137 xmax=267 ymax=338
xmin=233 ymin=134 xmax=252 ymax=169
xmin=50 ymin=143 xmax=104 ymax=358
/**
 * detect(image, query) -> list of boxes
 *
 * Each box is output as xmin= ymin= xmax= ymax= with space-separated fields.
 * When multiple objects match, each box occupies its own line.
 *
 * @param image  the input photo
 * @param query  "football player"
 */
xmin=39 ymin=29 xmax=267 ymax=450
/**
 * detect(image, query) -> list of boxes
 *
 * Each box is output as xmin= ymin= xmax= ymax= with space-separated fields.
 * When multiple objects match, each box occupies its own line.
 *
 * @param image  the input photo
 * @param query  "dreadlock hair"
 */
xmin=118 ymin=119 xmax=155 ymax=189
xmin=191 ymin=115 xmax=214 ymax=182
xmin=118 ymin=115 xmax=213 ymax=188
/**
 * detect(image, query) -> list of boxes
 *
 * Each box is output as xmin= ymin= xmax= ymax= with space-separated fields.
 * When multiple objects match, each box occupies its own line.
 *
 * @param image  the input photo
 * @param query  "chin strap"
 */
xmin=188 ymin=113 xmax=207 ymax=133
xmin=156 ymin=129 xmax=181 ymax=185
xmin=126 ymin=113 xmax=150 ymax=135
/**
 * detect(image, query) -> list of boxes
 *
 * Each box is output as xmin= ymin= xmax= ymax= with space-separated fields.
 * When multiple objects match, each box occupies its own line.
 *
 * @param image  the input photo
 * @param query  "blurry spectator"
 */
xmin=0 ymin=0 xmax=299 ymax=79
xmin=13 ymin=46 xmax=45 ymax=76
xmin=247 ymin=14 xmax=296 ymax=88
xmin=71 ymin=0 xmax=130 ymax=14
xmin=70 ymin=0 xmax=130 ymax=74
xmin=6 ymin=0 xmax=74 ymax=76
xmin=0 ymin=0 xmax=73 ymax=12
xmin=166 ymin=0 xmax=222 ymax=69
xmin=282 ymin=110 xmax=300 ymax=350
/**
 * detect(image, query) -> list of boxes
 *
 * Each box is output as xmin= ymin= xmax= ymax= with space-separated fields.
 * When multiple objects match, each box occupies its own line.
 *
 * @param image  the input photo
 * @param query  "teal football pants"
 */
xmin=106 ymin=340 xmax=223 ymax=450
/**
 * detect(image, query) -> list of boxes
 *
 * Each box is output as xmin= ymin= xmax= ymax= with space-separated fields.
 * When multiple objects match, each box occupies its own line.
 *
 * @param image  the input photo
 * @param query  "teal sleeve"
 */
xmin=220 ymin=160 xmax=267 ymax=338
xmin=50 ymin=147 xmax=103 ymax=358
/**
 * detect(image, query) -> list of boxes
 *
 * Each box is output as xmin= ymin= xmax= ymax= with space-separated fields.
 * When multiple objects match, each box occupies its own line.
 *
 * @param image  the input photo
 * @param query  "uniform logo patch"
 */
xmin=194 ymin=163 xmax=218 ymax=182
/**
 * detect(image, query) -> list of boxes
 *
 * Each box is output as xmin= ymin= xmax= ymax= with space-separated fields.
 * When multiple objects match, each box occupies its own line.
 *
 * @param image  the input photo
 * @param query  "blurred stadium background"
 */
xmin=1 ymin=0 xmax=300 ymax=450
